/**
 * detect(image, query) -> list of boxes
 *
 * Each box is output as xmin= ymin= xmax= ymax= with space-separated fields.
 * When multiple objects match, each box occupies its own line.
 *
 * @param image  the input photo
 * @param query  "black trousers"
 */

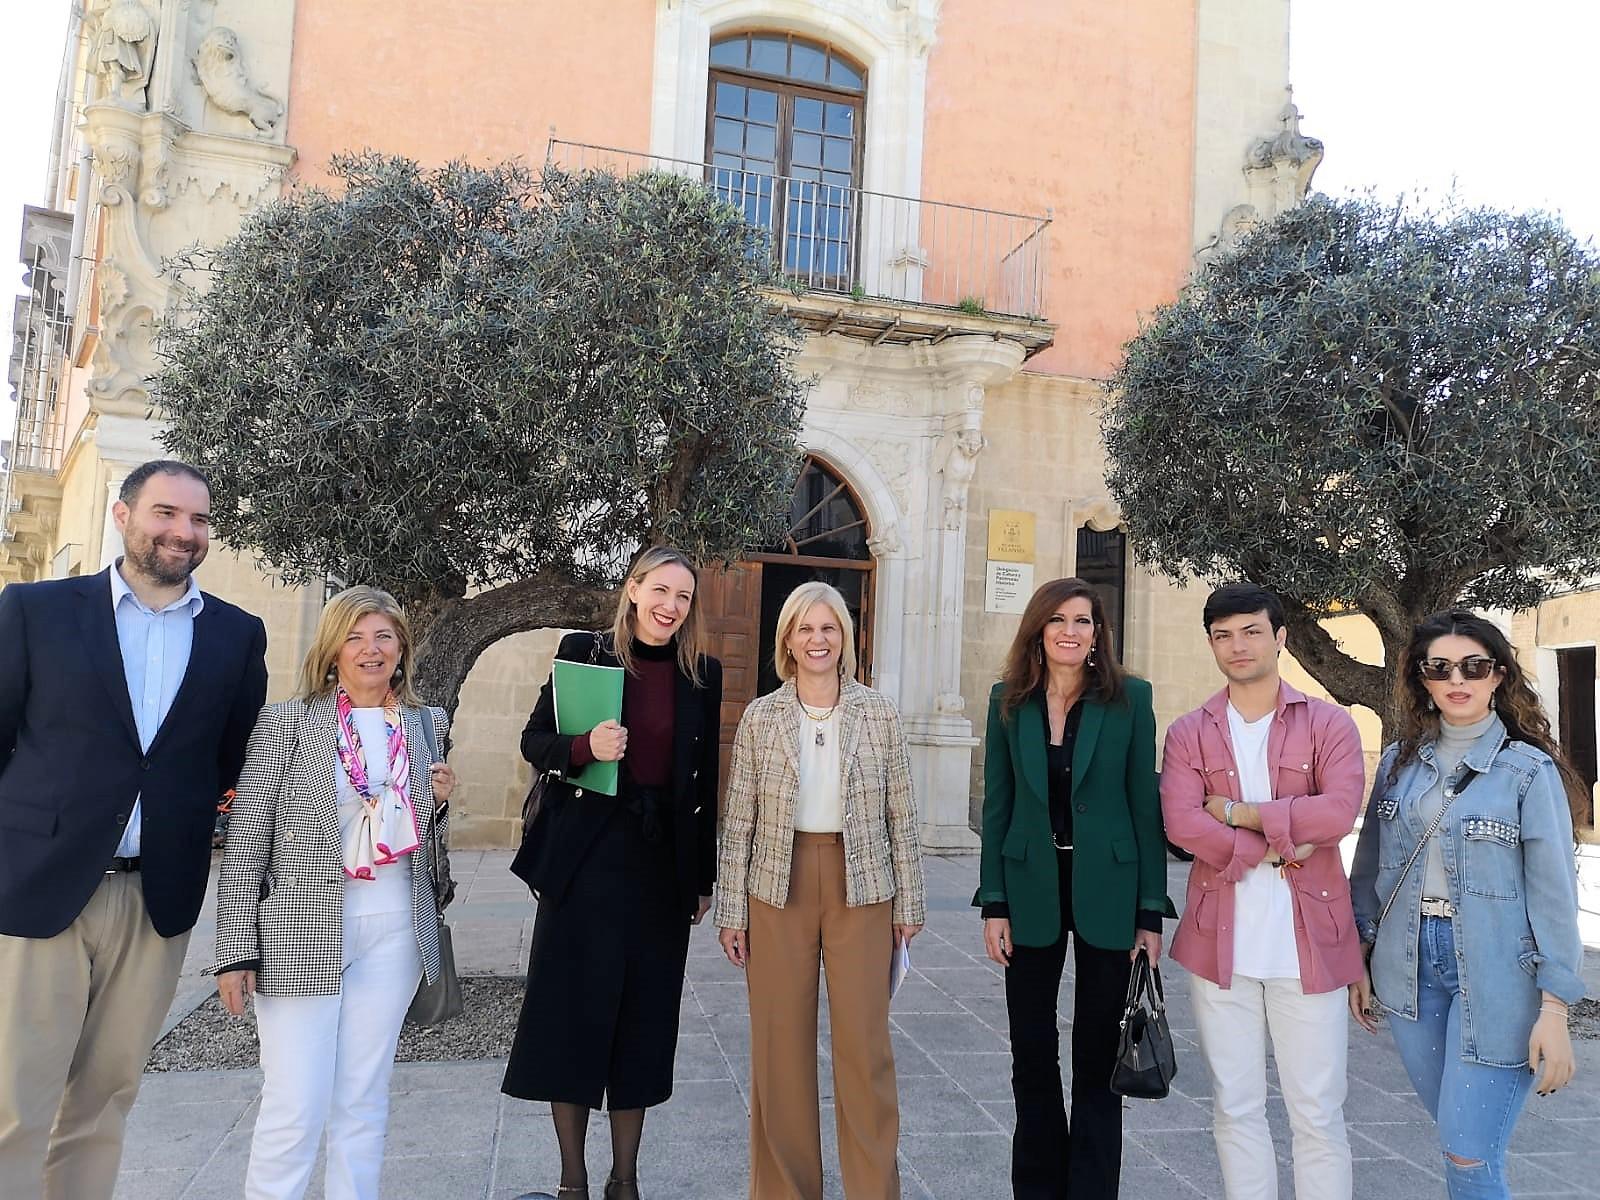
xmin=1004 ymin=849 xmax=1133 ymax=1200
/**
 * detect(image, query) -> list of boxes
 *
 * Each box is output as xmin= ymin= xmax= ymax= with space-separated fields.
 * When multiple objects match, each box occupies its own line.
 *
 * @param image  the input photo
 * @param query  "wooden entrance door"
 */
xmin=699 ymin=456 xmax=876 ymax=794
xmin=699 ymin=562 xmax=763 ymax=793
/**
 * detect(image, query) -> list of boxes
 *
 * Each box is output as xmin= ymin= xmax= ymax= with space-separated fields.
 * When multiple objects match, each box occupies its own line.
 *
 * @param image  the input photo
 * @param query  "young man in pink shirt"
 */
xmin=1161 ymin=583 xmax=1366 ymax=1200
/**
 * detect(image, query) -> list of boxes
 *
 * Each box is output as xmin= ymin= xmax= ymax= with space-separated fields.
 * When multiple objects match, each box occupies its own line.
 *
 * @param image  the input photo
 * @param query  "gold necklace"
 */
xmin=800 ymin=700 xmax=837 ymax=747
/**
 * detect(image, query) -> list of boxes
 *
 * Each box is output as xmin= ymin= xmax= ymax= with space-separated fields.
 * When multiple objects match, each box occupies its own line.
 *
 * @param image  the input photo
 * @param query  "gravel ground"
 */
xmin=147 ymin=976 xmax=528 ymax=1072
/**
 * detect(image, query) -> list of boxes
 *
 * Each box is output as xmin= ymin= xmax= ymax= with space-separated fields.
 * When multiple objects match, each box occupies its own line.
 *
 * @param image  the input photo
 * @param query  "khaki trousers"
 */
xmin=0 ymin=872 xmax=190 ymax=1200
xmin=746 ymin=832 xmax=900 ymax=1200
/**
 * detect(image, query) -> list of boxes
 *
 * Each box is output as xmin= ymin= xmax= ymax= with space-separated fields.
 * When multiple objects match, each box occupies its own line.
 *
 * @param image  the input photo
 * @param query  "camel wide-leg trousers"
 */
xmin=746 ymin=832 xmax=900 ymax=1200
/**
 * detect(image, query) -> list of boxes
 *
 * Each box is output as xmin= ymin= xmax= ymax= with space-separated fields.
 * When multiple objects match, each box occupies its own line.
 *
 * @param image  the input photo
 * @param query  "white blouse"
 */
xmin=794 ymin=704 xmax=844 ymax=833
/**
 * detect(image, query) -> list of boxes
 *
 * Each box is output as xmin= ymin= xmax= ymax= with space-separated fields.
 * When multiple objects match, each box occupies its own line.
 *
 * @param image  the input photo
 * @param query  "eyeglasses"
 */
xmin=1417 ymin=656 xmax=1498 ymax=682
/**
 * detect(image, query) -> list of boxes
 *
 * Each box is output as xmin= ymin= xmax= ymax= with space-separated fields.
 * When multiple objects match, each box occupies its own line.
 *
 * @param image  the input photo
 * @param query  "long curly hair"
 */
xmin=999 ymin=577 xmax=1126 ymax=719
xmin=1390 ymin=609 xmax=1587 ymax=827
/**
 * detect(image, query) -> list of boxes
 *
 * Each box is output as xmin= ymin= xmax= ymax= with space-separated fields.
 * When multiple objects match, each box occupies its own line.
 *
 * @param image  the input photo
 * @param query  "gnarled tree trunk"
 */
xmin=408 ymin=571 xmax=618 ymax=723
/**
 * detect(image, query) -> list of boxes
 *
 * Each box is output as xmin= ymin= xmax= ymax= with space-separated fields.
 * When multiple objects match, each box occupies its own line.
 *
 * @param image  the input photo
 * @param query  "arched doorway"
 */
xmin=701 ymin=455 xmax=876 ymax=783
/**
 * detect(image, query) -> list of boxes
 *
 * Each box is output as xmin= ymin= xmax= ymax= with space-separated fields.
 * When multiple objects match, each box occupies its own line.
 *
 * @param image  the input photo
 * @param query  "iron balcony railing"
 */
xmin=547 ymin=139 xmax=1050 ymax=321
xmin=7 ymin=294 xmax=70 ymax=477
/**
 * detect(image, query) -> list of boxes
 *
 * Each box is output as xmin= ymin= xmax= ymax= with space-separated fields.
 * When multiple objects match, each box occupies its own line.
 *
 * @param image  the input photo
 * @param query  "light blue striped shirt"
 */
xmin=110 ymin=561 xmax=204 ymax=858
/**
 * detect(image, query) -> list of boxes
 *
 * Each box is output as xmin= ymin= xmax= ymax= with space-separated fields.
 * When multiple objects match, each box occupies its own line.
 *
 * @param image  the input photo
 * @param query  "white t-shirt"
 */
xmin=339 ymin=706 xmax=414 ymax=917
xmin=1227 ymin=704 xmax=1301 ymax=981
xmin=794 ymin=706 xmax=844 ymax=833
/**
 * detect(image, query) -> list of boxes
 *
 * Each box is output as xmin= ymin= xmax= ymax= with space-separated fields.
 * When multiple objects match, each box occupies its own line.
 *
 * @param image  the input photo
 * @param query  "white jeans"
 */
xmin=1191 ymin=973 xmax=1352 ymax=1200
xmin=246 ymin=909 xmax=422 ymax=1200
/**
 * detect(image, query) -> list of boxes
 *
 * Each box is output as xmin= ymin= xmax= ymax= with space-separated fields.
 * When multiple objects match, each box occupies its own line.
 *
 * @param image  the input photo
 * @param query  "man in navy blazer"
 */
xmin=0 ymin=460 xmax=268 ymax=1200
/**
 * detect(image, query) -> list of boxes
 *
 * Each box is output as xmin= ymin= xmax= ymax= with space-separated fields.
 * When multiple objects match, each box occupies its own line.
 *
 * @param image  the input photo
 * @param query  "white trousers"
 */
xmin=246 ymin=910 xmax=422 ymax=1200
xmin=1191 ymin=973 xmax=1352 ymax=1200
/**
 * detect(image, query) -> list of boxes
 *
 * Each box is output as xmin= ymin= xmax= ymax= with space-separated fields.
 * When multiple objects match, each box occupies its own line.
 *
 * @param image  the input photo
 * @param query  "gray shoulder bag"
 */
xmin=406 ymin=708 xmax=463 ymax=1026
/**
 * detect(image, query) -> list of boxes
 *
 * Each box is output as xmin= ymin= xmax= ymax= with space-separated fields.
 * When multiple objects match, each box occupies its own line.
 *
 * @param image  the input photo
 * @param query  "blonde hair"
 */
xmin=612 ymin=545 xmax=706 ymax=685
xmin=773 ymin=581 xmax=858 ymax=684
xmin=297 ymin=586 xmax=422 ymax=707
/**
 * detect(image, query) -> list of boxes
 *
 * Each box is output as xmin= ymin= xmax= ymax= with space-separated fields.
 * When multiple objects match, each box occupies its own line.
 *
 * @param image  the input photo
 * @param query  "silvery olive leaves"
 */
xmin=1103 ymin=194 xmax=1600 ymax=724
xmin=155 ymin=153 xmax=807 ymax=611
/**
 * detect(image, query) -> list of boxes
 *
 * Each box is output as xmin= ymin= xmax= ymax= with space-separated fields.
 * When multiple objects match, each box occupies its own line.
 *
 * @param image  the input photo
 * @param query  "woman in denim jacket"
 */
xmin=1350 ymin=611 xmax=1584 ymax=1199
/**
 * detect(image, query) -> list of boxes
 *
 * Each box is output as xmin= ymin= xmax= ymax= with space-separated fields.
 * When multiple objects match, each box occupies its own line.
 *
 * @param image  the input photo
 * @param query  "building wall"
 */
xmin=1191 ymin=0 xmax=1292 ymax=251
xmin=286 ymin=1 xmax=659 ymax=183
xmin=6 ymin=0 xmax=1313 ymax=848
xmin=959 ymin=369 xmax=1224 ymax=818
xmin=920 ymin=0 xmax=1197 ymax=379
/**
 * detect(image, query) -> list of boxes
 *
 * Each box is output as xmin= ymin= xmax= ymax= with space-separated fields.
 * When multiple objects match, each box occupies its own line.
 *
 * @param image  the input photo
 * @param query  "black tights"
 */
xmin=551 ymin=1102 xmax=646 ymax=1190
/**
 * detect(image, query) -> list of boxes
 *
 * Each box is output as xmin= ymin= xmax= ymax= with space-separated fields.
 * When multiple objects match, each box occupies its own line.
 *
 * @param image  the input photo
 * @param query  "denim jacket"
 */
xmin=1350 ymin=717 xmax=1585 ymax=1067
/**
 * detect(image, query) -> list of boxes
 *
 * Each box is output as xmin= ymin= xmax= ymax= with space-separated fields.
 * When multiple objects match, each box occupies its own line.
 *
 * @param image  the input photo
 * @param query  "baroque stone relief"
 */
xmin=80 ymin=7 xmax=296 ymax=416
xmin=93 ymin=0 xmax=160 ymax=107
xmin=863 ymin=438 xmax=915 ymax=515
xmin=936 ymin=427 xmax=985 ymax=531
xmin=193 ymin=28 xmax=284 ymax=136
xmin=847 ymin=382 xmax=915 ymax=416
xmin=1198 ymin=93 xmax=1324 ymax=264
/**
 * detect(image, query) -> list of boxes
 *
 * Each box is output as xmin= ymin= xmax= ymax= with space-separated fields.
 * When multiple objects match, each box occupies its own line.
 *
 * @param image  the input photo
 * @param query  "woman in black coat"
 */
xmin=502 ymin=546 xmax=722 ymax=1200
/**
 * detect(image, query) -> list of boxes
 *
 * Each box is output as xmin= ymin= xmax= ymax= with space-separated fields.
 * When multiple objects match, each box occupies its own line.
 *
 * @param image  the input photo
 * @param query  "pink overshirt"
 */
xmin=1161 ymin=683 xmax=1366 ymax=994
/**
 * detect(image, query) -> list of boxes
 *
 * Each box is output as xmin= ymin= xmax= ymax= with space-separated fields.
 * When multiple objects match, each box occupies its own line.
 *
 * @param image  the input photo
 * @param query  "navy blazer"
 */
xmin=0 ymin=568 xmax=268 ymax=938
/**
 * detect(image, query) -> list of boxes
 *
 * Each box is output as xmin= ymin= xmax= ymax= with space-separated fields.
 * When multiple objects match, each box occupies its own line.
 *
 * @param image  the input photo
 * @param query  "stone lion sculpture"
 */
xmin=193 ymin=28 xmax=282 ymax=134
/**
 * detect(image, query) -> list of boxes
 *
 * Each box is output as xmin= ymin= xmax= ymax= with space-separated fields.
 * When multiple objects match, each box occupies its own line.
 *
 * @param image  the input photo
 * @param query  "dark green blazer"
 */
xmin=975 ymin=675 xmax=1173 ymax=949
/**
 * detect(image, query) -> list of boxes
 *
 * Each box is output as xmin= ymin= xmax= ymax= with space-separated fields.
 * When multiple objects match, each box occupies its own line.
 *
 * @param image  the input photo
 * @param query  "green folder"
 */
xmin=553 ymin=658 xmax=625 ymax=797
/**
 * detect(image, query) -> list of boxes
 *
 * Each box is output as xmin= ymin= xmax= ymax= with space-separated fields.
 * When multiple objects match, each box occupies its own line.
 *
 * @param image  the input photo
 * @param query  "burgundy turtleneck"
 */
xmin=567 ymin=637 xmax=678 ymax=788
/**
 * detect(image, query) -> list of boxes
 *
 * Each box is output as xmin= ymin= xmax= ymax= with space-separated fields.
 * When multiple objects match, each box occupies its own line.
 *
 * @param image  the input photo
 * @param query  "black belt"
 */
xmin=106 ymin=856 xmax=141 ymax=874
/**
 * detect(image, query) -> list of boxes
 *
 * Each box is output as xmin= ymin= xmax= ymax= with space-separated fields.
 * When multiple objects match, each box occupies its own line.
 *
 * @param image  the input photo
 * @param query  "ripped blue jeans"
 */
xmin=1385 ymin=916 xmax=1534 ymax=1199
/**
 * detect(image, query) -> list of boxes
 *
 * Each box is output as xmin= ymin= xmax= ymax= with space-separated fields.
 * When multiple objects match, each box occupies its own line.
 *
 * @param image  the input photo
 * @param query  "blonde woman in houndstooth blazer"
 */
xmin=213 ymin=587 xmax=455 ymax=1200
xmin=716 ymin=580 xmax=925 ymax=1200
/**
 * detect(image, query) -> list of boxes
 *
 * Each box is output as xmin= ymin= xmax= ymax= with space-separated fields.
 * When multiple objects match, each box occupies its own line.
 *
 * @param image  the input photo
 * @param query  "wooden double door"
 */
xmin=700 ymin=455 xmax=878 ymax=792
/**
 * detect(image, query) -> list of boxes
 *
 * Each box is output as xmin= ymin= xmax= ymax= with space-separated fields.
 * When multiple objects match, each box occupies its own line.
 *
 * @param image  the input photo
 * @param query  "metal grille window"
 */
xmin=706 ymin=32 xmax=865 ymax=286
xmin=1076 ymin=527 xmax=1127 ymax=660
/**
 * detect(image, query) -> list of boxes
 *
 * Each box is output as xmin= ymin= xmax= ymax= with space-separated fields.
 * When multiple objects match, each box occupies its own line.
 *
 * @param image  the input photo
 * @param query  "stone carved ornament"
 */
xmin=94 ymin=0 xmax=159 ymax=107
xmin=936 ymin=427 xmax=985 ymax=531
xmin=193 ymin=28 xmax=283 ymax=135
xmin=1198 ymin=93 xmax=1324 ymax=262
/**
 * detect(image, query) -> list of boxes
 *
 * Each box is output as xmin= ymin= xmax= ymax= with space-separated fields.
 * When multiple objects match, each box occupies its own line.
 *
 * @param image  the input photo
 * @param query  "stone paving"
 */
xmin=116 ymin=851 xmax=1600 ymax=1199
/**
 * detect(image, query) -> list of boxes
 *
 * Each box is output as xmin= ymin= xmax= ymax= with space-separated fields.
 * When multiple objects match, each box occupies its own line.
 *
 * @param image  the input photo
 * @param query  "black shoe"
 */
xmin=603 ymin=1177 xmax=640 ymax=1200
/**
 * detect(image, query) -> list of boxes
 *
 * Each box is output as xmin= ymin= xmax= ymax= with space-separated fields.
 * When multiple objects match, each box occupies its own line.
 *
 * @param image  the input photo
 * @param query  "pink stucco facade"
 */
xmin=286 ymin=1 xmax=1197 ymax=381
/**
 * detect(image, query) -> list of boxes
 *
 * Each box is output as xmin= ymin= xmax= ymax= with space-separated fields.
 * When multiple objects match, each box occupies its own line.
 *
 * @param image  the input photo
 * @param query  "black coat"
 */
xmin=515 ymin=631 xmax=722 ymax=916
xmin=0 ymin=568 xmax=268 ymax=938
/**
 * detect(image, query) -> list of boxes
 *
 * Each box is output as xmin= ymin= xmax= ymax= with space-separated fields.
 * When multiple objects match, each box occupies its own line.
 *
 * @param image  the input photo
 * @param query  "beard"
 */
xmin=124 ymin=529 xmax=205 ymax=586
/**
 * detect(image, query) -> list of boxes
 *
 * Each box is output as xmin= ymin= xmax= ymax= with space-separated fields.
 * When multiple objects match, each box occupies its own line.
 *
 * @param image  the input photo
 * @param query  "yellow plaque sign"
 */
xmin=987 ymin=510 xmax=1035 ymax=564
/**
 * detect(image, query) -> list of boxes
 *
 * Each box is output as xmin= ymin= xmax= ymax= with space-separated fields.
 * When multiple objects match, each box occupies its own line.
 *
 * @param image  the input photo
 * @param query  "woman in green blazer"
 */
xmin=974 ymin=577 xmax=1174 ymax=1200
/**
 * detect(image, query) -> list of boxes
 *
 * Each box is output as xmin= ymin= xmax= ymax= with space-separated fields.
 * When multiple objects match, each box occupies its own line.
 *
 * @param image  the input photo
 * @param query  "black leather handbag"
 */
xmin=509 ymin=632 xmax=605 ymax=896
xmin=1110 ymin=948 xmax=1177 ymax=1099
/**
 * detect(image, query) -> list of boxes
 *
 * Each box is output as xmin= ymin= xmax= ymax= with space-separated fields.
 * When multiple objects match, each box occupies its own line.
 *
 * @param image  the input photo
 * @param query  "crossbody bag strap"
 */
xmin=1376 ymin=766 xmax=1478 ymax=928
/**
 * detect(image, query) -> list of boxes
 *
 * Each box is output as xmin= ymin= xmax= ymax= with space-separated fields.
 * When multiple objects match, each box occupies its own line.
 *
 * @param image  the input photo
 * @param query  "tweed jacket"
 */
xmin=714 ymin=679 xmax=925 ymax=930
xmin=213 ymin=696 xmax=449 ymax=996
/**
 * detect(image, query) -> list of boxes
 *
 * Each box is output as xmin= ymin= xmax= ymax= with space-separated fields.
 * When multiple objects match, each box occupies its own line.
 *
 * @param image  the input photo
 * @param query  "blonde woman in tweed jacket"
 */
xmin=213 ymin=587 xmax=454 ymax=1200
xmin=716 ymin=580 xmax=925 ymax=1200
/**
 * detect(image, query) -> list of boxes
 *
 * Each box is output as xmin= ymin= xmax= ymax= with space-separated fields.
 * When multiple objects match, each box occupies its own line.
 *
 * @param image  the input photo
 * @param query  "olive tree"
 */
xmin=158 ymin=153 xmax=807 ymax=711
xmin=1103 ymin=194 xmax=1600 ymax=736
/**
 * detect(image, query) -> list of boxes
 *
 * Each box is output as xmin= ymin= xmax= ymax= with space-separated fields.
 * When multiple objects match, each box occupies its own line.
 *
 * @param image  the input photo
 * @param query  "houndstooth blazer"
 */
xmin=715 ymin=679 xmax=925 ymax=930
xmin=213 ymin=695 xmax=449 ymax=996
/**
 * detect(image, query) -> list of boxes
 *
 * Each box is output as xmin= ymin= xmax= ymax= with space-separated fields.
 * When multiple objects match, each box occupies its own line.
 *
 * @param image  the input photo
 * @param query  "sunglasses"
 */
xmin=1417 ymin=656 xmax=1498 ymax=682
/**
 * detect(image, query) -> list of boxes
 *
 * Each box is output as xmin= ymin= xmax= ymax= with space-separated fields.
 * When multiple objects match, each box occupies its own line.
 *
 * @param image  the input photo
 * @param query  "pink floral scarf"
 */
xmin=335 ymin=688 xmax=421 ymax=879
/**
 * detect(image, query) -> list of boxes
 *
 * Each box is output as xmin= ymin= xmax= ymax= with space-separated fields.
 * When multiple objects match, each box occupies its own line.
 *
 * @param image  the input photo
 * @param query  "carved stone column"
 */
xmin=901 ymin=335 xmax=1026 ymax=852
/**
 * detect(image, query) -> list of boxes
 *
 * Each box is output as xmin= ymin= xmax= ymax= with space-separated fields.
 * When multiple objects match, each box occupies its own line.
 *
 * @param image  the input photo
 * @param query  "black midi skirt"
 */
xmin=501 ymin=792 xmax=692 ymax=1110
